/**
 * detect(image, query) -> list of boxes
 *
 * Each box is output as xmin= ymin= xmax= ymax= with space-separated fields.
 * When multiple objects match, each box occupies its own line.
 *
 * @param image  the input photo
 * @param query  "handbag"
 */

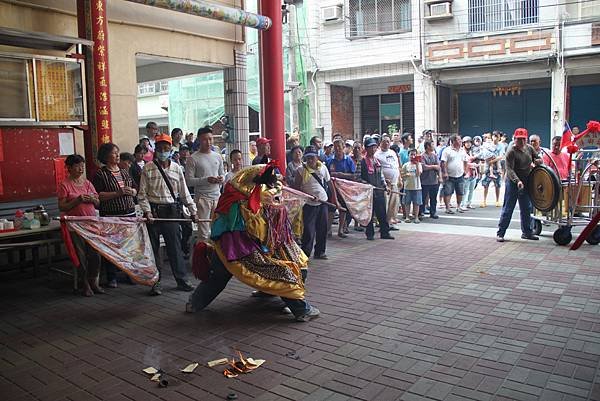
xmin=152 ymin=160 xmax=183 ymax=219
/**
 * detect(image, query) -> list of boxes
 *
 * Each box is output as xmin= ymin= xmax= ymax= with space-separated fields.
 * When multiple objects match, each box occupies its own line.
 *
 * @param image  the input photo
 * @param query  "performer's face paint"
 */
xmin=261 ymin=180 xmax=283 ymax=206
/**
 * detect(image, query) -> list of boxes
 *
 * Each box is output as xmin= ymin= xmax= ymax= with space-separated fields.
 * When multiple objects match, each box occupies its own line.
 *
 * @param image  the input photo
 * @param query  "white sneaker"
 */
xmin=296 ymin=306 xmax=321 ymax=322
xmin=414 ymin=218 xmax=420 ymax=224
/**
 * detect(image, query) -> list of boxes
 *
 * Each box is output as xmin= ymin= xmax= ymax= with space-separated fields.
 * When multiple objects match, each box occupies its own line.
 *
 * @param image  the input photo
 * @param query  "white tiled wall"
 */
xmin=315 ymin=61 xmax=432 ymax=139
xmin=423 ymin=0 xmax=559 ymax=43
xmin=307 ymin=0 xmax=426 ymax=140
xmin=309 ymin=0 xmax=422 ymax=72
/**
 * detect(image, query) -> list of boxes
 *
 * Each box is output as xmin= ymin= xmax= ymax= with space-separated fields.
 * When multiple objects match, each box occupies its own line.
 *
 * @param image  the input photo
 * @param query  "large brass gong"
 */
xmin=527 ymin=165 xmax=561 ymax=212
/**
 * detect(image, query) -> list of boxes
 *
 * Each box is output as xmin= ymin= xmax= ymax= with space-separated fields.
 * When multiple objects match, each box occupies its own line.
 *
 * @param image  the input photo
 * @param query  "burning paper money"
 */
xmin=222 ymin=351 xmax=266 ymax=378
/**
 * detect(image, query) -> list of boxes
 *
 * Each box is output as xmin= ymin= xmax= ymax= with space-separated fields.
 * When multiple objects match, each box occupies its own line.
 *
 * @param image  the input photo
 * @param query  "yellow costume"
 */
xmin=211 ymin=164 xmax=308 ymax=299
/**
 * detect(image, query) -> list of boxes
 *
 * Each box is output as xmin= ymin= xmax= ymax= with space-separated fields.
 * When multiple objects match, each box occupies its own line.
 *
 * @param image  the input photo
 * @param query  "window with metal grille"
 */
xmin=138 ymin=82 xmax=155 ymax=96
xmin=468 ymin=0 xmax=538 ymax=32
xmin=347 ymin=0 xmax=411 ymax=38
xmin=565 ymin=0 xmax=600 ymax=20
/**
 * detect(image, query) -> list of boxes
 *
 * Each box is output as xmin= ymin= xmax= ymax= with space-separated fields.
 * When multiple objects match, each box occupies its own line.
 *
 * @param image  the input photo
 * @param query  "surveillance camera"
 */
xmin=434 ymin=79 xmax=442 ymax=85
xmin=286 ymin=81 xmax=301 ymax=89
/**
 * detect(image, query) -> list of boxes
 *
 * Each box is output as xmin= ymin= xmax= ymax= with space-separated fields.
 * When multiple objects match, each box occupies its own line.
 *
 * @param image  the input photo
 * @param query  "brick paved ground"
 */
xmin=1 ymin=231 xmax=600 ymax=401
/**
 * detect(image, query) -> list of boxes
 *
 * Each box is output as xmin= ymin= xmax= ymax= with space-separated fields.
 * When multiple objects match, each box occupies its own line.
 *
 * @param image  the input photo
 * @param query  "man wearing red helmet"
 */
xmin=496 ymin=128 xmax=542 ymax=242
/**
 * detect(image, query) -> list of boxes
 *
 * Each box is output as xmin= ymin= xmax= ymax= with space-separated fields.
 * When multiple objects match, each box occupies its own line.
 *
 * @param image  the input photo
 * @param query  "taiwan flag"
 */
xmin=560 ymin=122 xmax=574 ymax=150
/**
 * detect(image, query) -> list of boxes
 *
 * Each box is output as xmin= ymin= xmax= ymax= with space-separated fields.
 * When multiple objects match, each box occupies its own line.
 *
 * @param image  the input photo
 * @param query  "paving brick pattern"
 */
xmin=1 ymin=232 xmax=600 ymax=400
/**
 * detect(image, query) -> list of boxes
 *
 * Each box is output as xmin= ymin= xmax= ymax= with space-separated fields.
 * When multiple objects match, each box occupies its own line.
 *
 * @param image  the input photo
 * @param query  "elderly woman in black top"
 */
xmin=92 ymin=142 xmax=137 ymax=288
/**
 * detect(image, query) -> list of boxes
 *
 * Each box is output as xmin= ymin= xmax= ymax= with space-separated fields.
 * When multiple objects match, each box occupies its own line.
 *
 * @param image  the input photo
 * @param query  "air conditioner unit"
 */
xmin=426 ymin=2 xmax=453 ymax=20
xmin=321 ymin=5 xmax=343 ymax=23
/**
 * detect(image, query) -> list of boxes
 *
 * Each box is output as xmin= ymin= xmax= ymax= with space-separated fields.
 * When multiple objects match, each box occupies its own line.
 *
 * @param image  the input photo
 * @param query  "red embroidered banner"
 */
xmin=91 ymin=0 xmax=112 ymax=144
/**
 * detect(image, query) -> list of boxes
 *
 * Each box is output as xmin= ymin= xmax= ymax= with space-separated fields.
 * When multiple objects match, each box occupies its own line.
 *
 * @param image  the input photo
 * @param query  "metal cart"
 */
xmin=529 ymin=148 xmax=600 ymax=246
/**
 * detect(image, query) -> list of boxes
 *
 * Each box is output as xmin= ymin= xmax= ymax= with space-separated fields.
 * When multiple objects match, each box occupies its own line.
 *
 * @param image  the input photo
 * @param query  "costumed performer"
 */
xmin=186 ymin=161 xmax=321 ymax=322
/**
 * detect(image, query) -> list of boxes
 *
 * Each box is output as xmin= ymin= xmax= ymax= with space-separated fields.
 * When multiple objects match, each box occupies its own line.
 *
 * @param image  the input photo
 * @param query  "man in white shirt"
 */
xmin=441 ymin=134 xmax=467 ymax=214
xmin=294 ymin=146 xmax=330 ymax=260
xmin=185 ymin=127 xmax=225 ymax=242
xmin=375 ymin=135 xmax=402 ymax=227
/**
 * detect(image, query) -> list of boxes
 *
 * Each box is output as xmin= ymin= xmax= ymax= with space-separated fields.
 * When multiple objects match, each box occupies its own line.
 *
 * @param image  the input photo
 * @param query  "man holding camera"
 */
xmin=138 ymin=134 xmax=198 ymax=295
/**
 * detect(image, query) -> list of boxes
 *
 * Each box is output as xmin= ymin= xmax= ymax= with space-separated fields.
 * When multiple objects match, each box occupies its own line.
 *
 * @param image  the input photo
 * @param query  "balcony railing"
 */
xmin=346 ymin=0 xmax=412 ymax=38
xmin=468 ymin=0 xmax=539 ymax=32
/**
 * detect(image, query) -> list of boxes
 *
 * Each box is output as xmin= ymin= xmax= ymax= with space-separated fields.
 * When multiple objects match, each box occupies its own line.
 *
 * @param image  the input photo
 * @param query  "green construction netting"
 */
xmin=293 ymin=4 xmax=313 ymax=146
xmin=167 ymin=1 xmax=313 ymax=145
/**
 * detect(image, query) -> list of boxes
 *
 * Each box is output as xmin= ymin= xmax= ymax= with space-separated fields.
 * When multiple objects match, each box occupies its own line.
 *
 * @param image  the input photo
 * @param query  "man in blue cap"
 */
xmin=361 ymin=138 xmax=395 ymax=241
xmin=294 ymin=145 xmax=331 ymax=259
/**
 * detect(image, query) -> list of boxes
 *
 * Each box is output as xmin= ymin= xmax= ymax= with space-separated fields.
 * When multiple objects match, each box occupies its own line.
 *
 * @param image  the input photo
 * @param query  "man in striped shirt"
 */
xmin=138 ymin=134 xmax=198 ymax=296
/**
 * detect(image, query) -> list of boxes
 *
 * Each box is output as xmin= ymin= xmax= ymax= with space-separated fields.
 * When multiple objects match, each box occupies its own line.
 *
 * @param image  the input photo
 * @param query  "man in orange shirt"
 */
xmin=543 ymin=136 xmax=572 ymax=180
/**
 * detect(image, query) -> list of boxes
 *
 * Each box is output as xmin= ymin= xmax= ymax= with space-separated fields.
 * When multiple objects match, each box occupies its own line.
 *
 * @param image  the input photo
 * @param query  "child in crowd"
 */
xmin=224 ymin=149 xmax=243 ymax=183
xmin=401 ymin=148 xmax=423 ymax=223
xmin=478 ymin=133 xmax=500 ymax=179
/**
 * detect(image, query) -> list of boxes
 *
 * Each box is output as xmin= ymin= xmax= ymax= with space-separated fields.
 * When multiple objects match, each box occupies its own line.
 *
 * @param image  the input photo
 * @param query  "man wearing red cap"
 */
xmin=252 ymin=137 xmax=272 ymax=165
xmin=496 ymin=128 xmax=542 ymax=242
xmin=138 ymin=133 xmax=198 ymax=295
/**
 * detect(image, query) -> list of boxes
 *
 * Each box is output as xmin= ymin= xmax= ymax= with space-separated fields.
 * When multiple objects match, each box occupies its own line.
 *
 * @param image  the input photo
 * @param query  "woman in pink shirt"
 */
xmin=57 ymin=155 xmax=102 ymax=297
xmin=140 ymin=136 xmax=155 ymax=162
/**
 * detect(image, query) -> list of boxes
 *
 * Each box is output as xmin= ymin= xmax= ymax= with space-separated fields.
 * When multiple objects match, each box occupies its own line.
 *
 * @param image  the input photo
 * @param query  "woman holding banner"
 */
xmin=57 ymin=155 xmax=103 ymax=297
xmin=93 ymin=143 xmax=137 ymax=288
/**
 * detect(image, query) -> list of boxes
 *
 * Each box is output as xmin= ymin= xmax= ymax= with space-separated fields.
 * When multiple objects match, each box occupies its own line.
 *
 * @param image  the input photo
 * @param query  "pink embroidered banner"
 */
xmin=63 ymin=216 xmax=158 ymax=286
xmin=331 ymin=178 xmax=373 ymax=226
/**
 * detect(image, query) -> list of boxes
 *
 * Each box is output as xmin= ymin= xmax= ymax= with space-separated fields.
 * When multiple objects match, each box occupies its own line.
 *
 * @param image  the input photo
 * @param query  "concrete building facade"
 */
xmin=307 ymin=0 xmax=432 ymax=140
xmin=422 ymin=0 xmax=600 ymax=145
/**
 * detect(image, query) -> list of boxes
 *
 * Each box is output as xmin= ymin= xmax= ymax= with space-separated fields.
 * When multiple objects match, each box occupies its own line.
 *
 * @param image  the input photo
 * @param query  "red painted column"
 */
xmin=259 ymin=0 xmax=285 ymax=174
xmin=90 ymin=0 xmax=113 ymax=145
xmin=77 ymin=0 xmax=113 ymax=175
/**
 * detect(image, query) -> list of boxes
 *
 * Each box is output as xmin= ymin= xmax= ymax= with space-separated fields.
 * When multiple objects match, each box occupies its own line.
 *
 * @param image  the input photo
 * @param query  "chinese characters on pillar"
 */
xmin=92 ymin=0 xmax=112 ymax=144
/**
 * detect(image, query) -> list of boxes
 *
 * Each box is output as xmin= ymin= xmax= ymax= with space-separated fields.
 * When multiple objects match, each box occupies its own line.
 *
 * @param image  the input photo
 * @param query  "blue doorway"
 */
xmin=569 ymin=85 xmax=600 ymax=130
xmin=458 ymin=88 xmax=551 ymax=144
